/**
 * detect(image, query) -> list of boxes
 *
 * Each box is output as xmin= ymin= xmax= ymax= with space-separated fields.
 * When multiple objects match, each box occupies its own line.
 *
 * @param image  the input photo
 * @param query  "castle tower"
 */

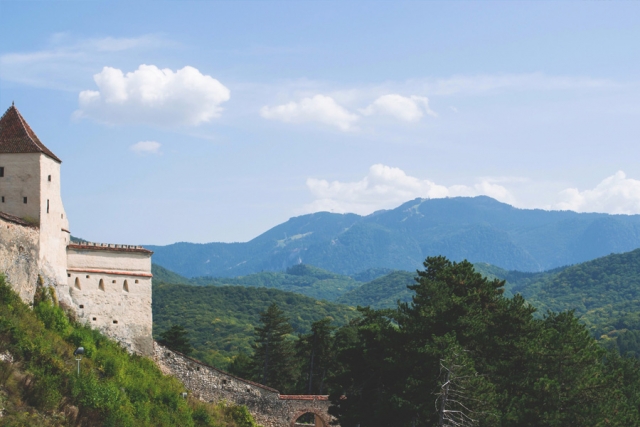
xmin=0 ymin=104 xmax=70 ymax=285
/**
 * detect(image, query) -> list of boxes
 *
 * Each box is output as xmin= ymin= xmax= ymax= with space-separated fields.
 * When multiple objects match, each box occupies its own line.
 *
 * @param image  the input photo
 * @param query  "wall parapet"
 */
xmin=68 ymin=242 xmax=153 ymax=254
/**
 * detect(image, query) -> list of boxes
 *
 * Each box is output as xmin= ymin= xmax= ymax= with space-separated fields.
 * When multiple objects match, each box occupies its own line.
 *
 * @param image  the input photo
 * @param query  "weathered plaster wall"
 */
xmin=0 ymin=213 xmax=40 ymax=302
xmin=66 ymin=244 xmax=153 ymax=355
xmin=0 ymin=153 xmax=41 ymax=221
xmin=38 ymin=154 xmax=69 ymax=285
xmin=154 ymin=343 xmax=337 ymax=427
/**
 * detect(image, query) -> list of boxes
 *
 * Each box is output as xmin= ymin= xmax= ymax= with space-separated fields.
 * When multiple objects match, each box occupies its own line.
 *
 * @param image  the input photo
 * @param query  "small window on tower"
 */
xmin=1 ymin=197 xmax=4 ymax=203
xmin=48 ymin=175 xmax=51 ymax=182
xmin=47 ymin=199 xmax=50 ymax=213
xmin=23 ymin=197 xmax=27 ymax=204
xmin=0 ymin=167 xmax=4 ymax=177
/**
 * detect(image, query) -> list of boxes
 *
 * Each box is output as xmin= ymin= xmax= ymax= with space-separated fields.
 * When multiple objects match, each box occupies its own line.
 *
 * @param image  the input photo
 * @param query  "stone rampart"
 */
xmin=0 ymin=213 xmax=42 ymax=302
xmin=153 ymin=343 xmax=337 ymax=427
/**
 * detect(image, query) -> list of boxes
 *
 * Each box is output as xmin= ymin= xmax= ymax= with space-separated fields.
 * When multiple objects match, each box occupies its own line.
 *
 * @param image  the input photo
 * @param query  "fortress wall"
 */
xmin=154 ymin=343 xmax=336 ymax=427
xmin=66 ymin=246 xmax=153 ymax=355
xmin=0 ymin=153 xmax=42 ymax=222
xmin=67 ymin=246 xmax=151 ymax=273
xmin=38 ymin=155 xmax=69 ymax=284
xmin=0 ymin=214 xmax=40 ymax=302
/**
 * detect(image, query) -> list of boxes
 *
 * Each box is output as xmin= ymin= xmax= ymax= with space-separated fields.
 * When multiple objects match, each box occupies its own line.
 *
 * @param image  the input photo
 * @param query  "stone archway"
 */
xmin=289 ymin=408 xmax=330 ymax=427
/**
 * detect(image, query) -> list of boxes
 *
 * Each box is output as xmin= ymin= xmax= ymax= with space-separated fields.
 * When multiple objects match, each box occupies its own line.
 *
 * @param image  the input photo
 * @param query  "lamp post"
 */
xmin=73 ymin=347 xmax=84 ymax=376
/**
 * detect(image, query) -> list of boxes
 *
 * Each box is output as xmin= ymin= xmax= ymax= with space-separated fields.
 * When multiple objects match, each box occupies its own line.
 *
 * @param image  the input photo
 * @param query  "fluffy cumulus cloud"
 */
xmin=75 ymin=65 xmax=230 ymax=126
xmin=130 ymin=141 xmax=161 ymax=155
xmin=360 ymin=94 xmax=437 ymax=121
xmin=304 ymin=164 xmax=515 ymax=214
xmin=260 ymin=95 xmax=358 ymax=131
xmin=555 ymin=171 xmax=640 ymax=214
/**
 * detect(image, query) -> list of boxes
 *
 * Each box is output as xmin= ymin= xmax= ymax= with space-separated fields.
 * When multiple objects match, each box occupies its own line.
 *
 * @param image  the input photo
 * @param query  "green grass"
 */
xmin=0 ymin=275 xmax=260 ymax=427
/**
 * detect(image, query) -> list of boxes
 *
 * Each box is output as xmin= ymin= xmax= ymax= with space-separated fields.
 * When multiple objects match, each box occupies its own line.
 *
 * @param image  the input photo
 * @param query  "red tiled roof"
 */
xmin=0 ymin=104 xmax=61 ymax=163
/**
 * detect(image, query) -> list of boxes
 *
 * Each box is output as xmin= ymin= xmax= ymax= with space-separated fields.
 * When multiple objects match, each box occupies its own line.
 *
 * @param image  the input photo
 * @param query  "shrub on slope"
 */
xmin=0 ymin=275 xmax=258 ymax=427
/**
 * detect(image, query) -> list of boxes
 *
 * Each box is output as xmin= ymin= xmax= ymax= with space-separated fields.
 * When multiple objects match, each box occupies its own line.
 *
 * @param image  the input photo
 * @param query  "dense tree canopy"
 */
xmin=325 ymin=256 xmax=640 ymax=427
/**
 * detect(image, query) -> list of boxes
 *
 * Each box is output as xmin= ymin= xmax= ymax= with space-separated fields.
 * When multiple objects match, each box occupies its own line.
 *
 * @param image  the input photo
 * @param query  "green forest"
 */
xmin=191 ymin=257 xmax=640 ymax=427
xmin=0 ymin=275 xmax=259 ymax=427
xmin=152 ymin=282 xmax=358 ymax=367
xmin=153 ymin=248 xmax=640 ymax=365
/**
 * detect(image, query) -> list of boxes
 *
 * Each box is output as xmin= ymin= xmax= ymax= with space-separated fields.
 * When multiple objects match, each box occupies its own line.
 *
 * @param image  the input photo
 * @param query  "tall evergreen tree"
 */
xmin=158 ymin=324 xmax=193 ymax=355
xmin=296 ymin=318 xmax=335 ymax=394
xmin=251 ymin=303 xmax=296 ymax=392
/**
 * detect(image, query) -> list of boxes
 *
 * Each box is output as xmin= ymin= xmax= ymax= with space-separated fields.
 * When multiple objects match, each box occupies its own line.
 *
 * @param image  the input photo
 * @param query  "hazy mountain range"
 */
xmin=148 ymin=196 xmax=640 ymax=277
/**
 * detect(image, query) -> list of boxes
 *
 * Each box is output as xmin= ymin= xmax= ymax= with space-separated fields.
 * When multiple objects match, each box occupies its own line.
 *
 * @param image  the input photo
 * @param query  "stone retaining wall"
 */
xmin=153 ymin=343 xmax=337 ymax=427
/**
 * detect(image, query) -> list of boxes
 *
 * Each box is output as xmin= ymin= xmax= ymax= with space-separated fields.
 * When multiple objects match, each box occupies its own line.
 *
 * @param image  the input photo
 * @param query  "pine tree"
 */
xmin=297 ymin=318 xmax=335 ymax=394
xmin=252 ymin=303 xmax=296 ymax=392
xmin=158 ymin=324 xmax=193 ymax=355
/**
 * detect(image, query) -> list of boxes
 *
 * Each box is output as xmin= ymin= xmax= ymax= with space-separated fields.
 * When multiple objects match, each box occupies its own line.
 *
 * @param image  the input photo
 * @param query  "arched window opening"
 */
xmin=74 ymin=277 xmax=81 ymax=290
xmin=99 ymin=279 xmax=105 ymax=291
xmin=293 ymin=412 xmax=326 ymax=427
xmin=123 ymin=280 xmax=129 ymax=292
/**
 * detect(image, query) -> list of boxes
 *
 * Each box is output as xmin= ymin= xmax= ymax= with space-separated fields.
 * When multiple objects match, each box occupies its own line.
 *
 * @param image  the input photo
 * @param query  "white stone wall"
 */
xmin=66 ymin=246 xmax=153 ymax=355
xmin=0 ymin=153 xmax=42 ymax=221
xmin=0 ymin=153 xmax=69 ymax=286
xmin=38 ymin=155 xmax=69 ymax=285
xmin=0 ymin=215 xmax=40 ymax=302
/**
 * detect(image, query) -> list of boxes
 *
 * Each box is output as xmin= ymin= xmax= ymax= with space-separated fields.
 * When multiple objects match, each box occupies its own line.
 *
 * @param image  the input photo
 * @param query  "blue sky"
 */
xmin=1 ymin=1 xmax=639 ymax=244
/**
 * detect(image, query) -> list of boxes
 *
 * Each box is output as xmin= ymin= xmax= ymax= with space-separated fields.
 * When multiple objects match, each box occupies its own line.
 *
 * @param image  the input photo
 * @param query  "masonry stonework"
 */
xmin=0 ymin=104 xmax=154 ymax=356
xmin=154 ymin=343 xmax=337 ymax=427
xmin=0 ymin=213 xmax=40 ymax=302
xmin=0 ymin=104 xmax=338 ymax=425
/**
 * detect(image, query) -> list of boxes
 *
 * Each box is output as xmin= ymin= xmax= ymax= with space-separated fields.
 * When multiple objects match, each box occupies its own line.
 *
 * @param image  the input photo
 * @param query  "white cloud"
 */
xmin=0 ymin=34 xmax=170 ymax=91
xmin=360 ymin=94 xmax=437 ymax=121
xmin=260 ymin=95 xmax=358 ymax=131
xmin=304 ymin=164 xmax=515 ymax=214
xmin=75 ymin=65 xmax=230 ymax=126
xmin=555 ymin=171 xmax=640 ymax=214
xmin=130 ymin=141 xmax=161 ymax=155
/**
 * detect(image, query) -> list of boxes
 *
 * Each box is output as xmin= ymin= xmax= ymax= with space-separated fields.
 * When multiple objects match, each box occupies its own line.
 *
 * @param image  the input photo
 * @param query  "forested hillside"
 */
xmin=152 ymin=283 xmax=358 ymax=367
xmin=191 ymin=264 xmax=362 ymax=301
xmin=148 ymin=196 xmax=640 ymax=277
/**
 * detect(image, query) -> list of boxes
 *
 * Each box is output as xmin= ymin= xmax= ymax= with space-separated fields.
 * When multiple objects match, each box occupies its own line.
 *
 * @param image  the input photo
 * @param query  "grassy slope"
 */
xmin=0 ymin=276 xmax=258 ymax=427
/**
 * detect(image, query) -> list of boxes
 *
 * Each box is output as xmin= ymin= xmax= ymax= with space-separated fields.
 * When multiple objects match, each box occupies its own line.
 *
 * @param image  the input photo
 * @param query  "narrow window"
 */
xmin=61 ymin=214 xmax=64 ymax=219
xmin=123 ymin=280 xmax=129 ymax=292
xmin=23 ymin=197 xmax=27 ymax=204
xmin=1 ymin=197 xmax=4 ymax=203
xmin=67 ymin=273 xmax=71 ymax=277
xmin=112 ymin=280 xmax=116 ymax=283
xmin=99 ymin=279 xmax=105 ymax=291
xmin=135 ymin=279 xmax=139 ymax=284
xmin=48 ymin=175 xmax=51 ymax=182
xmin=79 ymin=304 xmax=84 ymax=309
xmin=46 ymin=199 xmax=50 ymax=213
xmin=0 ymin=167 xmax=4 ymax=177
xmin=92 ymin=317 xmax=97 ymax=321
xmin=74 ymin=277 xmax=81 ymax=290
xmin=86 ymin=275 xmax=90 ymax=279
xmin=112 ymin=320 xmax=118 ymax=324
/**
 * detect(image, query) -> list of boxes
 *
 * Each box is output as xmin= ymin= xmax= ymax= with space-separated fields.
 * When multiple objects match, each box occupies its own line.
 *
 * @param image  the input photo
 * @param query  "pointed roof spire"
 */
xmin=0 ymin=104 xmax=61 ymax=163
